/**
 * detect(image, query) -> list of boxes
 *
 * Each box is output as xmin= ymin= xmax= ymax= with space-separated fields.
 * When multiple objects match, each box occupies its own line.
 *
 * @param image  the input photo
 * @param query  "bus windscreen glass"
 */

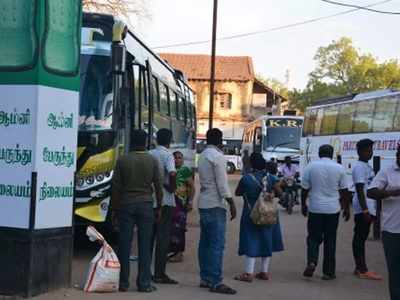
xmin=79 ymin=54 xmax=112 ymax=131
xmin=264 ymin=119 xmax=303 ymax=151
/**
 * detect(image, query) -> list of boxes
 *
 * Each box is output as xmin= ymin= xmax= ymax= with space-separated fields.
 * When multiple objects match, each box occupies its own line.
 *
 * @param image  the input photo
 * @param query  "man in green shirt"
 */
xmin=111 ymin=129 xmax=163 ymax=293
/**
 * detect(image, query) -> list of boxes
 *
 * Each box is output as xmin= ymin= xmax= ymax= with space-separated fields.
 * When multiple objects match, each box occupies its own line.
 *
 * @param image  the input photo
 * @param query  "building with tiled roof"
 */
xmin=160 ymin=53 xmax=286 ymax=143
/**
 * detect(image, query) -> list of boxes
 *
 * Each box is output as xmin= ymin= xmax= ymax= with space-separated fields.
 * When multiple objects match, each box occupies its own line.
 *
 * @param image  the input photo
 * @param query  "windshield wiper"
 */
xmin=270 ymin=142 xmax=293 ymax=152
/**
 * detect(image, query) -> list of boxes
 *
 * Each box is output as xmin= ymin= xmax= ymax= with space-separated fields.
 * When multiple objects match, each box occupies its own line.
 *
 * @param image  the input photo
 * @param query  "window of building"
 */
xmin=216 ymin=93 xmax=232 ymax=110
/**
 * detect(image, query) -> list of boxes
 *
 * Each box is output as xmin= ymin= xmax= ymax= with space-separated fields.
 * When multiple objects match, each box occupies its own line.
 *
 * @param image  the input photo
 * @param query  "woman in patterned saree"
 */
xmin=168 ymin=151 xmax=195 ymax=263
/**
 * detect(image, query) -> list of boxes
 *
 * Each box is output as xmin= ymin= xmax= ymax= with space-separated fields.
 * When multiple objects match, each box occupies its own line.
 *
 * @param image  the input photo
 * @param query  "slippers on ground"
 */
xmin=209 ymin=284 xmax=237 ymax=295
xmin=255 ymin=272 xmax=270 ymax=280
xmin=234 ymin=273 xmax=254 ymax=282
xmin=138 ymin=285 xmax=157 ymax=293
xmin=153 ymin=276 xmax=178 ymax=284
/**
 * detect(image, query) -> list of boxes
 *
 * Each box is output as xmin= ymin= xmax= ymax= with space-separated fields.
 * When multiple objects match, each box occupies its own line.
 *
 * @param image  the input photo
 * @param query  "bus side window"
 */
xmin=373 ymin=96 xmax=397 ymax=132
xmin=336 ymin=103 xmax=355 ymax=134
xmin=132 ymin=65 xmax=141 ymax=127
xmin=160 ymin=83 xmax=169 ymax=116
xmin=152 ymin=76 xmax=160 ymax=112
xmin=179 ymin=96 xmax=186 ymax=123
xmin=192 ymin=104 xmax=197 ymax=128
xmin=170 ymin=92 xmax=178 ymax=118
xmin=353 ymin=99 xmax=375 ymax=133
xmin=321 ymin=106 xmax=338 ymax=135
xmin=141 ymin=68 xmax=148 ymax=107
xmin=394 ymin=96 xmax=400 ymax=130
xmin=314 ymin=108 xmax=323 ymax=135
xmin=254 ymin=127 xmax=262 ymax=153
xmin=304 ymin=109 xmax=316 ymax=136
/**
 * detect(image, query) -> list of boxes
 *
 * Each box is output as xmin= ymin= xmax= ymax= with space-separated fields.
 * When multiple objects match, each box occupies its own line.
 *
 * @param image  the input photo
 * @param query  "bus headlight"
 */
xmin=77 ymin=177 xmax=84 ymax=187
xmin=96 ymin=173 xmax=105 ymax=182
xmin=86 ymin=176 xmax=95 ymax=185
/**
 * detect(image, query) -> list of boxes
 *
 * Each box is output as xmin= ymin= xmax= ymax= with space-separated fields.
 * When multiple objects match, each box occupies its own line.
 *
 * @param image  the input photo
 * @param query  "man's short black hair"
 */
xmin=319 ymin=144 xmax=334 ymax=158
xmin=250 ymin=153 xmax=266 ymax=171
xmin=156 ymin=128 xmax=173 ymax=146
xmin=130 ymin=129 xmax=147 ymax=148
xmin=206 ymin=128 xmax=223 ymax=146
xmin=356 ymin=139 xmax=374 ymax=152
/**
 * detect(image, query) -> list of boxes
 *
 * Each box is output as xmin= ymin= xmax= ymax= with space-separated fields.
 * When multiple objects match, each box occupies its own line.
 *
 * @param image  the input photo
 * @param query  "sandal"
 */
xmin=153 ymin=275 xmax=178 ymax=284
xmin=355 ymin=271 xmax=383 ymax=281
xmin=200 ymin=281 xmax=212 ymax=288
xmin=255 ymin=272 xmax=270 ymax=280
xmin=210 ymin=284 xmax=237 ymax=295
xmin=234 ymin=273 xmax=254 ymax=282
xmin=303 ymin=263 xmax=316 ymax=278
xmin=138 ymin=285 xmax=157 ymax=293
xmin=169 ymin=253 xmax=183 ymax=263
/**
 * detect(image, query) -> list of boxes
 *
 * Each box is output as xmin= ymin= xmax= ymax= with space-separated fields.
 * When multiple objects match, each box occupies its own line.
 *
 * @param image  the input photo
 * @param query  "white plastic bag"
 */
xmin=83 ymin=226 xmax=120 ymax=293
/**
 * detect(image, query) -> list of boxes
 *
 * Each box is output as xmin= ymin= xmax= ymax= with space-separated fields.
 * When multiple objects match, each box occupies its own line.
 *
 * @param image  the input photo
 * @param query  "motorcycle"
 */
xmin=281 ymin=176 xmax=299 ymax=215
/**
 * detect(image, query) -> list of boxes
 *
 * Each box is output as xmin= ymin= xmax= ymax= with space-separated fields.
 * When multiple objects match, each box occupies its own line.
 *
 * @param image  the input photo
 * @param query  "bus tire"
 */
xmin=226 ymin=162 xmax=236 ymax=174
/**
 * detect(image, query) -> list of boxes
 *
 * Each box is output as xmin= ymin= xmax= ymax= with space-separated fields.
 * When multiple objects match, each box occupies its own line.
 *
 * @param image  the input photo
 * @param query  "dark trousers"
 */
xmin=352 ymin=213 xmax=373 ymax=273
xmin=382 ymin=231 xmax=400 ymax=300
xmin=307 ymin=212 xmax=340 ymax=276
xmin=117 ymin=202 xmax=154 ymax=290
xmin=153 ymin=205 xmax=174 ymax=278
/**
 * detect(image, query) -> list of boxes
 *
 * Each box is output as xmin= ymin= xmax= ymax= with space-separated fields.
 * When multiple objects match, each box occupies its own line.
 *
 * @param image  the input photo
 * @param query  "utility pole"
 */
xmin=208 ymin=0 xmax=218 ymax=130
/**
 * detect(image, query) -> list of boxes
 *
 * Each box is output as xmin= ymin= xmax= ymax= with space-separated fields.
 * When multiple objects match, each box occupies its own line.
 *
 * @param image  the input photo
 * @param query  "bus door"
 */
xmin=145 ymin=60 xmax=155 ymax=148
xmin=253 ymin=127 xmax=263 ymax=153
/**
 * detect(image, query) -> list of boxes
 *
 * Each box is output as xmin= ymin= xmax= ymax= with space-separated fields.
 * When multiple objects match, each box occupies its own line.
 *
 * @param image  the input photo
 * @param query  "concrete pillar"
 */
xmin=0 ymin=0 xmax=81 ymax=297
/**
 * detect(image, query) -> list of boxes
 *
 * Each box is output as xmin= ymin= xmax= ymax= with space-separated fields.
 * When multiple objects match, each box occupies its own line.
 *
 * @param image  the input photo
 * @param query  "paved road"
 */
xmin=33 ymin=175 xmax=388 ymax=300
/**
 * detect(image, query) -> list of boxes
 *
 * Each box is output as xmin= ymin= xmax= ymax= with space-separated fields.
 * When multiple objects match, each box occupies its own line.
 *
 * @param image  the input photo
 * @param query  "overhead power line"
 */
xmin=321 ymin=0 xmax=400 ymax=14
xmin=153 ymin=0 xmax=392 ymax=49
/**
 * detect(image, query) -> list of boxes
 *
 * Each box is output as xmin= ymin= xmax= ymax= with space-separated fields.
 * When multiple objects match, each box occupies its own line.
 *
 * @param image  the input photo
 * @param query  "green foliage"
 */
xmin=256 ymin=75 xmax=289 ymax=99
xmin=290 ymin=37 xmax=400 ymax=112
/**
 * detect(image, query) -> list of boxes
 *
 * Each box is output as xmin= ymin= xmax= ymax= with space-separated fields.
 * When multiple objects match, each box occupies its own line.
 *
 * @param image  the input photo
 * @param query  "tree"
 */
xmin=290 ymin=37 xmax=400 ymax=112
xmin=82 ymin=0 xmax=150 ymax=23
xmin=256 ymin=75 xmax=289 ymax=99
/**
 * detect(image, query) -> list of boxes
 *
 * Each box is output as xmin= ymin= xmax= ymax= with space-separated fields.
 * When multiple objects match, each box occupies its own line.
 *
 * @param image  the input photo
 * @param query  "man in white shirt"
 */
xmin=351 ymin=139 xmax=382 ymax=280
xmin=368 ymin=146 xmax=400 ymax=300
xmin=197 ymin=128 xmax=237 ymax=295
xmin=150 ymin=128 xmax=178 ymax=284
xmin=301 ymin=144 xmax=350 ymax=280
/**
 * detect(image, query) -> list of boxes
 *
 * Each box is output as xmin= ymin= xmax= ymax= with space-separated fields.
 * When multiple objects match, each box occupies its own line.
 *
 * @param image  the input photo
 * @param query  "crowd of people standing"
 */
xmin=111 ymin=128 xmax=400 ymax=299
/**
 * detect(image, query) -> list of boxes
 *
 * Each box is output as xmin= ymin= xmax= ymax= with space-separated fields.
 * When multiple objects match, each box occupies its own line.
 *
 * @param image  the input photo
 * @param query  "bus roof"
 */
xmin=309 ymin=89 xmax=400 ymax=109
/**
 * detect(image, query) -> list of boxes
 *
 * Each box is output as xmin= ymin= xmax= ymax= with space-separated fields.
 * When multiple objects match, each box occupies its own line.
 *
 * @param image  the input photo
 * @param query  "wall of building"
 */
xmin=189 ymin=79 xmax=253 ymax=140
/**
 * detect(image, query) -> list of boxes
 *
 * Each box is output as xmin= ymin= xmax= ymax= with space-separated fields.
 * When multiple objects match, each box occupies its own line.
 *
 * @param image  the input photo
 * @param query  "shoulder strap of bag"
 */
xmin=249 ymin=173 xmax=269 ymax=193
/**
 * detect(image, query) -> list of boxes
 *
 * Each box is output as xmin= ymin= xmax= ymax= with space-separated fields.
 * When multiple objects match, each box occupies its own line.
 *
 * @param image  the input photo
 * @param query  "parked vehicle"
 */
xmin=242 ymin=115 xmax=304 ymax=166
xmin=74 ymin=13 xmax=196 ymax=233
xmin=301 ymin=89 xmax=400 ymax=181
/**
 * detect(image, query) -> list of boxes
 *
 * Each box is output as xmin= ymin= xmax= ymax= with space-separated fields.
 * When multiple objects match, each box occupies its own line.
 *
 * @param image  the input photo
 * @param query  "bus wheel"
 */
xmin=226 ymin=162 xmax=236 ymax=174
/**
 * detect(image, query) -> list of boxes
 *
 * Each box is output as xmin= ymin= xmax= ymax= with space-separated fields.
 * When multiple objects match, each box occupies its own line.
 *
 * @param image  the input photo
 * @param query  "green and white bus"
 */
xmin=74 ymin=13 xmax=196 ymax=230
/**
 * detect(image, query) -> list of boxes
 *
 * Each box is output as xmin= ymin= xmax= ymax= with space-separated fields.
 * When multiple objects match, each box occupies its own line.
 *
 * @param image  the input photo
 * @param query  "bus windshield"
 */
xmin=79 ymin=54 xmax=112 ymax=131
xmin=263 ymin=118 xmax=303 ymax=151
xmin=264 ymin=127 xmax=301 ymax=150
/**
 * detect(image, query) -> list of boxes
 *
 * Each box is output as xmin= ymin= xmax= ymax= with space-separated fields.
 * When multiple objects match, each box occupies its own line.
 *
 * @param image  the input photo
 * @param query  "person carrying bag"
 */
xmin=234 ymin=153 xmax=285 ymax=283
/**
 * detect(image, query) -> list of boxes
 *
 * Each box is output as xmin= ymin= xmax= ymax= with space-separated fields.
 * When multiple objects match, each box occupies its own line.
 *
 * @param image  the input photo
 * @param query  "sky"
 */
xmin=133 ymin=0 xmax=400 ymax=89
